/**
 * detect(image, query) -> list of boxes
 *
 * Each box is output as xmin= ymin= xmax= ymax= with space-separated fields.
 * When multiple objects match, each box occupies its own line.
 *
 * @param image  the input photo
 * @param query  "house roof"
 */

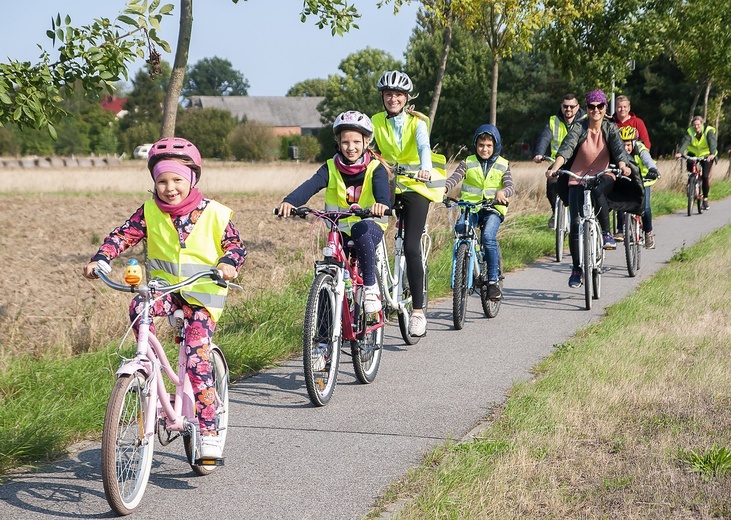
xmin=188 ymin=96 xmax=325 ymax=129
xmin=100 ymin=95 xmax=127 ymax=116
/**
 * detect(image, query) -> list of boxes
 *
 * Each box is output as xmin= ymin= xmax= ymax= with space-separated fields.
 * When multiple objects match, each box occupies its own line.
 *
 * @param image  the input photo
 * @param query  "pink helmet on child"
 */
xmin=147 ymin=137 xmax=202 ymax=180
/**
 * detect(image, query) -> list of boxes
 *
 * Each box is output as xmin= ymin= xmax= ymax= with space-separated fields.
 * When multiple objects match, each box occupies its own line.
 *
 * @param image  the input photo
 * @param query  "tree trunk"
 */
xmin=702 ymin=78 xmax=712 ymax=121
xmin=160 ymin=0 xmax=193 ymax=138
xmin=427 ymin=14 xmax=452 ymax=133
xmin=489 ymin=54 xmax=499 ymax=125
xmin=688 ymin=82 xmax=702 ymax=125
xmin=715 ymin=88 xmax=725 ymax=131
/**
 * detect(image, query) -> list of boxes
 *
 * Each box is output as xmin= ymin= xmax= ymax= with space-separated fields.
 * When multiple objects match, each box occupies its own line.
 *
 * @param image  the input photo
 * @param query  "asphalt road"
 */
xmin=2 ymin=199 xmax=729 ymax=519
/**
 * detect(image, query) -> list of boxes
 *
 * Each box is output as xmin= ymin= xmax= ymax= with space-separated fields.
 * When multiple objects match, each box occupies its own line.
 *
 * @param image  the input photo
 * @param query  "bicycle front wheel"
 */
xmin=582 ymin=224 xmax=593 ymax=310
xmin=686 ymin=181 xmax=693 ymax=216
xmin=696 ymin=180 xmax=704 ymax=214
xmin=303 ymin=272 xmax=341 ymax=406
xmin=452 ymin=242 xmax=470 ymax=330
xmin=555 ymin=200 xmax=567 ymax=262
xmin=101 ymin=372 xmax=154 ymax=516
xmin=624 ymin=216 xmax=640 ymax=277
xmin=351 ymin=288 xmax=383 ymax=384
xmin=184 ymin=347 xmax=229 ymax=476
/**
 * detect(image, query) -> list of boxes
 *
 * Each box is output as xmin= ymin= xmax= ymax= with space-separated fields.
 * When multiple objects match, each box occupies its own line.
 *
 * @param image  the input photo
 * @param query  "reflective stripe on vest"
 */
xmin=460 ymin=155 xmax=509 ymax=216
xmin=549 ymin=115 xmax=568 ymax=158
xmin=324 ymin=159 xmax=389 ymax=232
xmin=144 ymin=199 xmax=231 ymax=321
xmin=372 ymin=111 xmax=446 ymax=202
xmin=687 ymin=125 xmax=715 ymax=157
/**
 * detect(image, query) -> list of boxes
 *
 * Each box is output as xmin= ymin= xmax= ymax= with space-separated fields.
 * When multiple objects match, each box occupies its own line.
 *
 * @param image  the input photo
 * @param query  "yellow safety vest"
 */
xmin=549 ymin=115 xmax=569 ymax=158
xmin=632 ymin=142 xmax=656 ymax=188
xmin=372 ymin=111 xmax=446 ymax=202
xmin=324 ymin=159 xmax=388 ymax=233
xmin=144 ymin=199 xmax=231 ymax=321
xmin=687 ymin=125 xmax=715 ymax=157
xmin=460 ymin=155 xmax=510 ymax=216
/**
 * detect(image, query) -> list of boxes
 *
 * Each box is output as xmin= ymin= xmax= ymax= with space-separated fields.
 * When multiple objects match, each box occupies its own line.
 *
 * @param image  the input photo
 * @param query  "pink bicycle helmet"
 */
xmin=147 ymin=137 xmax=202 ymax=179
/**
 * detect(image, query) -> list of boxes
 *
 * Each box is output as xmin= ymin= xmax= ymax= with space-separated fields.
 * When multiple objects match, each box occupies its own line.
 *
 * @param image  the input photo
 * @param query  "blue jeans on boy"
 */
xmin=455 ymin=210 xmax=503 ymax=282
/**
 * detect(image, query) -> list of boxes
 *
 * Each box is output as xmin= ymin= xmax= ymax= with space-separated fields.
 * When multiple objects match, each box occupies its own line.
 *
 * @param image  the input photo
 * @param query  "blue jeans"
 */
xmin=455 ymin=210 xmax=503 ymax=282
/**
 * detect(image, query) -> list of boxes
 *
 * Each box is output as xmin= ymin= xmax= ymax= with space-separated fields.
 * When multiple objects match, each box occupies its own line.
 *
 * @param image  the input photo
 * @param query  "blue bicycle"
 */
xmin=445 ymin=198 xmax=505 ymax=330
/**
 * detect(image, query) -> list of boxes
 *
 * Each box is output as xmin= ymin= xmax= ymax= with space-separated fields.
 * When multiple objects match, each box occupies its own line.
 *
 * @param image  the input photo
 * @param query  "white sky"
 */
xmin=2 ymin=0 xmax=419 ymax=96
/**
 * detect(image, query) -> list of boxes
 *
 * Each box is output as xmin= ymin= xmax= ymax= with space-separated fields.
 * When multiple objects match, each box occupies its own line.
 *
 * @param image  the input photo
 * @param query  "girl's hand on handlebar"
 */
xmin=216 ymin=263 xmax=237 ymax=281
xmin=417 ymin=169 xmax=431 ymax=181
xmin=370 ymin=203 xmax=389 ymax=218
xmin=494 ymin=190 xmax=508 ymax=205
xmin=674 ymin=152 xmax=682 ymax=159
xmin=83 ymin=261 xmax=99 ymax=279
xmin=277 ymin=201 xmax=295 ymax=218
xmin=545 ymin=168 xmax=556 ymax=179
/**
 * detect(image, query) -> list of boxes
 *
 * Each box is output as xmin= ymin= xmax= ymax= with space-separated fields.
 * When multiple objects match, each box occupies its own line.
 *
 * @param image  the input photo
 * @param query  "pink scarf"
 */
xmin=334 ymin=151 xmax=371 ymax=176
xmin=153 ymin=187 xmax=205 ymax=217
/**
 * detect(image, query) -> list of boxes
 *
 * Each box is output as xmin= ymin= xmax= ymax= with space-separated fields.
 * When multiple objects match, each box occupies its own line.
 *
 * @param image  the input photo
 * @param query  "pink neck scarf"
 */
xmin=334 ymin=151 xmax=371 ymax=176
xmin=153 ymin=187 xmax=204 ymax=217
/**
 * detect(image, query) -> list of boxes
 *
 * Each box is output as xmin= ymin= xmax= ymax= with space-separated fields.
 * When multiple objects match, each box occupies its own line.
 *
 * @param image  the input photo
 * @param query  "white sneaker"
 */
xmin=200 ymin=434 xmax=223 ymax=459
xmin=408 ymin=312 xmax=427 ymax=337
xmin=364 ymin=284 xmax=382 ymax=313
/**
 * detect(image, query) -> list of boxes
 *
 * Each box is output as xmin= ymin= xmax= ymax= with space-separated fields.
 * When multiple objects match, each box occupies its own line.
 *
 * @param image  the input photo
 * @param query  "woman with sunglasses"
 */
xmin=546 ymin=89 xmax=635 ymax=289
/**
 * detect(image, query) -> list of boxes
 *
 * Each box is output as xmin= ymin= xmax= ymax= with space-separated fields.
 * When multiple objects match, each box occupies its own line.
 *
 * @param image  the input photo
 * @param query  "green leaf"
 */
xmin=159 ymin=4 xmax=174 ymax=15
xmin=46 ymin=30 xmax=55 ymax=43
xmin=150 ymin=0 xmax=160 ymax=12
xmin=0 ymin=92 xmax=11 ymax=105
xmin=150 ymin=15 xmax=161 ymax=31
xmin=48 ymin=122 xmax=57 ymax=140
xmin=55 ymin=13 xmax=61 ymax=27
xmin=65 ymin=14 xmax=71 ymax=25
xmin=117 ymin=15 xmax=137 ymax=26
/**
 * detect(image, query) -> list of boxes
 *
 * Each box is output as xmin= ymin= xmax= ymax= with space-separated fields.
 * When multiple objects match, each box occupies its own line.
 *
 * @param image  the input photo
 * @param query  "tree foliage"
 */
xmin=0 ymin=0 xmax=173 ymax=138
xmin=287 ymin=78 xmax=329 ymax=97
xmin=182 ymin=57 xmax=249 ymax=97
xmin=319 ymin=47 xmax=403 ymax=126
xmin=176 ymin=107 xmax=236 ymax=159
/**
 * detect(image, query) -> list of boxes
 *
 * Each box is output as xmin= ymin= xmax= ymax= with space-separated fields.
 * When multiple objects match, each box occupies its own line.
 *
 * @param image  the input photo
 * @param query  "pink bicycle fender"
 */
xmin=116 ymin=361 xmax=151 ymax=378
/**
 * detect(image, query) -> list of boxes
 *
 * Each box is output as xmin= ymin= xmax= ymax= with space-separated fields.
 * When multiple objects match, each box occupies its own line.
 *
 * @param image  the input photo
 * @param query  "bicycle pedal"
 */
xmin=195 ymin=457 xmax=224 ymax=466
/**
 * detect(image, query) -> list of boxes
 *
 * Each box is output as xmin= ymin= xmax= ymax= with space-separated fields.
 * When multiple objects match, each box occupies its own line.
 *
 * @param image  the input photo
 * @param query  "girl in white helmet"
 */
xmin=278 ymin=111 xmax=391 ymax=313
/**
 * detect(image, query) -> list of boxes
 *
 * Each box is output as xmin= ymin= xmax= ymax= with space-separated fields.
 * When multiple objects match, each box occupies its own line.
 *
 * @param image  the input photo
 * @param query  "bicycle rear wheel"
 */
xmin=481 ymin=246 xmax=503 ymax=318
xmin=624 ymin=215 xmax=640 ymax=277
xmin=351 ymin=287 xmax=383 ymax=384
xmin=101 ymin=372 xmax=154 ymax=516
xmin=184 ymin=347 xmax=229 ymax=475
xmin=303 ymin=272 xmax=340 ymax=406
xmin=452 ymin=242 xmax=470 ymax=330
xmin=555 ymin=201 xmax=568 ymax=262
xmin=582 ymin=225 xmax=593 ymax=310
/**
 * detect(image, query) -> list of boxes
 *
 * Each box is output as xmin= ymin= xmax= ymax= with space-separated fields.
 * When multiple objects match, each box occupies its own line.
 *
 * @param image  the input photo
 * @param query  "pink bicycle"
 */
xmin=93 ymin=260 xmax=240 ymax=515
xmin=276 ymin=206 xmax=388 ymax=406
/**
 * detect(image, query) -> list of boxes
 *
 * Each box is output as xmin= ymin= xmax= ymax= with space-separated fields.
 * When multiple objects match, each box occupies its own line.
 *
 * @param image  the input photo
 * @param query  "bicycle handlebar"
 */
xmin=94 ymin=261 xmax=241 ymax=294
xmin=273 ymin=206 xmax=393 ymax=219
xmin=553 ymin=167 xmax=623 ymax=181
xmin=394 ymin=165 xmax=430 ymax=182
xmin=537 ymin=155 xmax=555 ymax=164
xmin=679 ymin=154 xmax=709 ymax=162
xmin=443 ymin=196 xmax=509 ymax=209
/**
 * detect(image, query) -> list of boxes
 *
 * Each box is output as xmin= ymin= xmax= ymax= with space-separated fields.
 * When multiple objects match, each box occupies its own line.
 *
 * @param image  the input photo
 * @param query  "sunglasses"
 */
xmin=562 ymin=104 xmax=579 ymax=110
xmin=587 ymin=103 xmax=606 ymax=111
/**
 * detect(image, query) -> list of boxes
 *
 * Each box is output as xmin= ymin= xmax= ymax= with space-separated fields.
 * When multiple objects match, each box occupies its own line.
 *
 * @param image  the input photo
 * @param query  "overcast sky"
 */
xmin=2 ymin=0 xmax=420 ymax=96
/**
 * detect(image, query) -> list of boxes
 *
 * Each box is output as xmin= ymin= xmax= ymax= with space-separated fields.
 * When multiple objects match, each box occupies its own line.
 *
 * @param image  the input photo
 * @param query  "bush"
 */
xmin=0 ymin=127 xmax=18 ymax=156
xmin=119 ymin=122 xmax=159 ymax=158
xmin=278 ymin=133 xmax=322 ymax=162
xmin=176 ymin=107 xmax=236 ymax=159
xmin=228 ymin=121 xmax=279 ymax=161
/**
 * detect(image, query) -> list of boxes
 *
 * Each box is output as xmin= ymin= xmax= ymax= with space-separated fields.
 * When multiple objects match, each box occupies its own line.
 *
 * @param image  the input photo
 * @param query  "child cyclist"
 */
xmin=444 ymin=124 xmax=514 ymax=300
xmin=278 ymin=111 xmax=390 ymax=314
xmin=83 ymin=137 xmax=247 ymax=459
xmin=618 ymin=126 xmax=659 ymax=249
xmin=372 ymin=70 xmax=446 ymax=337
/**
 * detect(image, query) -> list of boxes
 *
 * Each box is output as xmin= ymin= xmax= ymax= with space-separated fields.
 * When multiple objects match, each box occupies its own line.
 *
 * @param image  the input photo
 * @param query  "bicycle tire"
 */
xmin=582 ymin=224 xmax=593 ymax=310
xmin=555 ymin=200 xmax=567 ymax=262
xmin=592 ymin=226 xmax=602 ymax=300
xmin=624 ymin=216 xmax=639 ymax=277
xmin=183 ymin=347 xmax=229 ymax=475
xmin=101 ymin=372 xmax=154 ymax=516
xmin=351 ymin=285 xmax=383 ymax=384
xmin=696 ymin=180 xmax=704 ymax=214
xmin=302 ymin=272 xmax=340 ymax=406
xmin=481 ymin=245 xmax=503 ymax=318
xmin=452 ymin=242 xmax=470 ymax=330
xmin=686 ymin=180 xmax=693 ymax=216
xmin=397 ymin=263 xmax=421 ymax=345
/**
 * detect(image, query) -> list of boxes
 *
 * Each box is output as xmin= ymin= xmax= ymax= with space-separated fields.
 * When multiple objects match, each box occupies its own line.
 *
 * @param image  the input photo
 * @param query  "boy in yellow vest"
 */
xmin=278 ymin=111 xmax=391 ymax=313
xmin=444 ymin=124 xmax=514 ymax=300
xmin=83 ymin=137 xmax=246 ymax=459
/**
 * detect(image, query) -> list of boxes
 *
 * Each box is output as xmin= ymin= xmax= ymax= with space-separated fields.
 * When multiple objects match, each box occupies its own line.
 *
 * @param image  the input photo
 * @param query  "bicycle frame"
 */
xmin=681 ymin=155 xmax=706 ymax=215
xmin=447 ymin=201 xmax=485 ymax=291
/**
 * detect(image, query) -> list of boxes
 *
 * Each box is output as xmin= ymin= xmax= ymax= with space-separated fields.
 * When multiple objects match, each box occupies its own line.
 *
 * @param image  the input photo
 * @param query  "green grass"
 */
xmin=1 ymin=182 xmax=729 ymax=478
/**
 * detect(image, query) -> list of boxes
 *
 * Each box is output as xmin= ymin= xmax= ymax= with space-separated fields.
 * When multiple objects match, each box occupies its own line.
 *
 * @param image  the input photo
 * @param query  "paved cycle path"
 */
xmin=2 ymin=200 xmax=730 ymax=519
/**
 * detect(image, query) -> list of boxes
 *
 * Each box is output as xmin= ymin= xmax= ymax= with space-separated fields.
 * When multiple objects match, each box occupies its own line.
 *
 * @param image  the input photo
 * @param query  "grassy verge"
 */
xmin=0 ymin=182 xmax=729 ymax=478
xmin=375 ymin=224 xmax=731 ymax=519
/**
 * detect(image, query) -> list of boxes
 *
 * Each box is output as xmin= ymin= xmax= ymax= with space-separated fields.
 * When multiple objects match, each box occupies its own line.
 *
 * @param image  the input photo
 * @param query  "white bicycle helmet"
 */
xmin=376 ymin=70 xmax=413 ymax=93
xmin=333 ymin=111 xmax=374 ymax=138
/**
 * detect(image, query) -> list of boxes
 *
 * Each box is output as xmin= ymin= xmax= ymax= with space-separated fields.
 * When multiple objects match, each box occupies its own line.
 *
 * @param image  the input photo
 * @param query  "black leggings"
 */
xmin=687 ymin=159 xmax=713 ymax=199
xmin=395 ymin=191 xmax=430 ymax=309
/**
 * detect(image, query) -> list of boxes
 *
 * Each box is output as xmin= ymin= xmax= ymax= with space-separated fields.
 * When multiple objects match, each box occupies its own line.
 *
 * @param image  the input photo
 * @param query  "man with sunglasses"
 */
xmin=612 ymin=95 xmax=652 ymax=150
xmin=533 ymin=94 xmax=586 ymax=228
